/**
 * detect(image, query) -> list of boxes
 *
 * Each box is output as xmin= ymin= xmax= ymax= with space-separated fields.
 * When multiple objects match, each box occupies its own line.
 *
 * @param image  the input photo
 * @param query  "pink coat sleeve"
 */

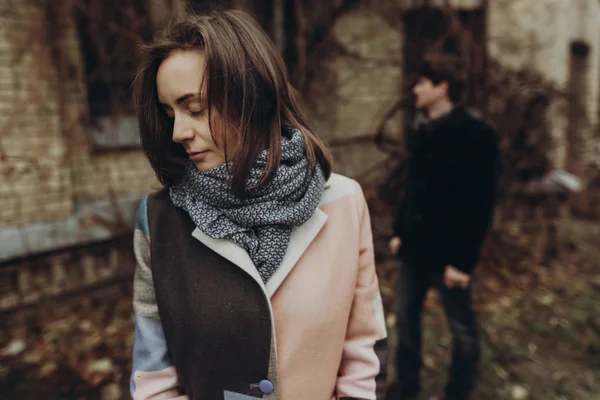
xmin=336 ymin=181 xmax=388 ymax=400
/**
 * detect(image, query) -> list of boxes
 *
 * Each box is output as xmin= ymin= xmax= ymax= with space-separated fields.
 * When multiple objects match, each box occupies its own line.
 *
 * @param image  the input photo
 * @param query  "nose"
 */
xmin=172 ymin=115 xmax=194 ymax=143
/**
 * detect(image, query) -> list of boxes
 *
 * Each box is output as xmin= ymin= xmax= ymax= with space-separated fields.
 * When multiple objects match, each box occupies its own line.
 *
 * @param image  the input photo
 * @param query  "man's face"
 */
xmin=413 ymin=77 xmax=448 ymax=110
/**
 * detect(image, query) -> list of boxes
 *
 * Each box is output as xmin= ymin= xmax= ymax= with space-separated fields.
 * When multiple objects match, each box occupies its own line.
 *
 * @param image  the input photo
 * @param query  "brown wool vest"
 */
xmin=148 ymin=189 xmax=273 ymax=400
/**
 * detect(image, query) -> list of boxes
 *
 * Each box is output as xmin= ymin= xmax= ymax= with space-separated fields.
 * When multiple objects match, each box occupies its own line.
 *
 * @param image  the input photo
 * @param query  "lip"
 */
xmin=188 ymin=150 xmax=208 ymax=161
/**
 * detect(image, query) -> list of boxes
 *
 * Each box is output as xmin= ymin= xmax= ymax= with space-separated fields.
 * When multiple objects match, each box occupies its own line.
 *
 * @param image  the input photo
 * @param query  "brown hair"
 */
xmin=417 ymin=53 xmax=466 ymax=103
xmin=134 ymin=10 xmax=332 ymax=198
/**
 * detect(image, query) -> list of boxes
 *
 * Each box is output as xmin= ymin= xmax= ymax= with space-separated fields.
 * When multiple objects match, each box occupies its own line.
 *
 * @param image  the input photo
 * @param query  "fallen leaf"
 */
xmin=101 ymin=383 xmax=122 ymax=400
xmin=423 ymin=354 xmax=437 ymax=370
xmin=511 ymin=385 xmax=528 ymax=399
xmin=40 ymin=361 xmax=58 ymax=377
xmin=86 ymin=358 xmax=114 ymax=375
xmin=1 ymin=339 xmax=26 ymax=357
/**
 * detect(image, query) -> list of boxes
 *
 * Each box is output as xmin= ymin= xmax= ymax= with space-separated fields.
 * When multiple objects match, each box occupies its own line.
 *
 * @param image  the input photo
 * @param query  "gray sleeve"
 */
xmin=132 ymin=196 xmax=159 ymax=320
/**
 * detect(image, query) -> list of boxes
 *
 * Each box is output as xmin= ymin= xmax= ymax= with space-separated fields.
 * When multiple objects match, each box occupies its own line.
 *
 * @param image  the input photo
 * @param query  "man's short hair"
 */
xmin=417 ymin=54 xmax=466 ymax=103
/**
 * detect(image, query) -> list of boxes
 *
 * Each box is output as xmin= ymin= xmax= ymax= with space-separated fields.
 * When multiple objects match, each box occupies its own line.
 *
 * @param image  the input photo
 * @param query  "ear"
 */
xmin=438 ymin=81 xmax=449 ymax=96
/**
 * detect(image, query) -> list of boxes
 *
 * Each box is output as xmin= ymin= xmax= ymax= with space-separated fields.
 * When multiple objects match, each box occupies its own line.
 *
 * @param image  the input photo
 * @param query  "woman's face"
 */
xmin=156 ymin=50 xmax=233 ymax=172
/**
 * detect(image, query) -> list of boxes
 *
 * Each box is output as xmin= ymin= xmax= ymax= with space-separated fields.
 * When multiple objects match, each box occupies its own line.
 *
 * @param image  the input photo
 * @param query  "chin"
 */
xmin=193 ymin=162 xmax=213 ymax=172
xmin=193 ymin=158 xmax=226 ymax=172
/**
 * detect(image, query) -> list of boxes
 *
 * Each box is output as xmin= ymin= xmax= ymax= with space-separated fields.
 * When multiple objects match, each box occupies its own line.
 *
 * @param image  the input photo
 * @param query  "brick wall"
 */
xmin=0 ymin=1 xmax=74 ymax=226
xmin=58 ymin=0 xmax=161 ymax=205
xmin=0 ymin=0 xmax=160 ymax=230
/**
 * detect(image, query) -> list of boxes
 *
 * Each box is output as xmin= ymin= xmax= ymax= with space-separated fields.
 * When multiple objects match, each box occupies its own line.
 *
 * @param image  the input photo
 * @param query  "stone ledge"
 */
xmin=0 ymin=194 xmax=145 ymax=263
xmin=0 ymin=237 xmax=136 ymax=313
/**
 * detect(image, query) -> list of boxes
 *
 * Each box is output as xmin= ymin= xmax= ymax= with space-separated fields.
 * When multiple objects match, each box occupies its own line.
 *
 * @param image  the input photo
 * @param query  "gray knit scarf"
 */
xmin=169 ymin=129 xmax=326 ymax=283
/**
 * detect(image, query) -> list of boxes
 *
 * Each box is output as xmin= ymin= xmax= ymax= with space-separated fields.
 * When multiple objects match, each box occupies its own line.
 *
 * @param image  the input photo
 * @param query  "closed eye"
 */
xmin=190 ymin=108 xmax=206 ymax=117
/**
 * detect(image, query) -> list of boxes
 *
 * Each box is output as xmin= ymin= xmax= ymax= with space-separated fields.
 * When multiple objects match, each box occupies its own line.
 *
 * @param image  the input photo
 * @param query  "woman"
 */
xmin=130 ymin=9 xmax=387 ymax=400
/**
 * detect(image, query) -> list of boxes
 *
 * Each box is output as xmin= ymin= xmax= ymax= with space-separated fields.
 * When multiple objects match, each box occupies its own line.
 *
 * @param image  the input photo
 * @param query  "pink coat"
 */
xmin=131 ymin=174 xmax=388 ymax=400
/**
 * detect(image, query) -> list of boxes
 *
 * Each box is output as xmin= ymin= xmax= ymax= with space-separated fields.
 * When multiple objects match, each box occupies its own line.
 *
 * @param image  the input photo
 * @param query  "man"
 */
xmin=388 ymin=56 xmax=500 ymax=400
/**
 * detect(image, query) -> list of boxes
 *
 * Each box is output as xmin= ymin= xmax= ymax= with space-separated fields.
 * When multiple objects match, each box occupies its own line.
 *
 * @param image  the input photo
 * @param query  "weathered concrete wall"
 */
xmin=305 ymin=6 xmax=404 ymax=181
xmin=305 ymin=0 xmax=599 ymax=185
xmin=488 ymin=0 xmax=600 ymax=173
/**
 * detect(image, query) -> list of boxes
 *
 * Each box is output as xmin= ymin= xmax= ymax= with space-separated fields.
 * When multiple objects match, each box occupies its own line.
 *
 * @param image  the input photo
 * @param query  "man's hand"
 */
xmin=444 ymin=265 xmax=471 ymax=289
xmin=389 ymin=237 xmax=401 ymax=255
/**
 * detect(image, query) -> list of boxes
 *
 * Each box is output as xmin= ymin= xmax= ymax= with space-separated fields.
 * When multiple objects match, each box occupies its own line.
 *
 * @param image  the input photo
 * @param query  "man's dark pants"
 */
xmin=394 ymin=260 xmax=480 ymax=400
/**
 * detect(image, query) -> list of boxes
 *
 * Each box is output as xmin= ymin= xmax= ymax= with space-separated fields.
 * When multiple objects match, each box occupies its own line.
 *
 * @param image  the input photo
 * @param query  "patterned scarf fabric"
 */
xmin=169 ymin=129 xmax=326 ymax=283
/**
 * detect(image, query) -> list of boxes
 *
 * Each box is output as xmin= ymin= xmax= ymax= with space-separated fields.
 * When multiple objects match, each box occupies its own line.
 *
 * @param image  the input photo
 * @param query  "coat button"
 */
xmin=259 ymin=379 xmax=274 ymax=394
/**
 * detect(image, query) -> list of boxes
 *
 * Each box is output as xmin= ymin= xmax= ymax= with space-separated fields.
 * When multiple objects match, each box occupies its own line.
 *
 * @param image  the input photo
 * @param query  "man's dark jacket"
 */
xmin=393 ymin=106 xmax=500 ymax=274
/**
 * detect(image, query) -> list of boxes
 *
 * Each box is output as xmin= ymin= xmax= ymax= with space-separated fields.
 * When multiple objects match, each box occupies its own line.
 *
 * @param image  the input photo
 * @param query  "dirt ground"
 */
xmin=381 ymin=219 xmax=600 ymax=400
xmin=1 ymin=220 xmax=599 ymax=400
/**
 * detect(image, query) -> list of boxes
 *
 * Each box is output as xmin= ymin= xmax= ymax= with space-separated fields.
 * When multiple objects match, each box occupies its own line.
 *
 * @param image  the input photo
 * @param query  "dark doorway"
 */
xmin=402 ymin=6 xmax=487 ymax=122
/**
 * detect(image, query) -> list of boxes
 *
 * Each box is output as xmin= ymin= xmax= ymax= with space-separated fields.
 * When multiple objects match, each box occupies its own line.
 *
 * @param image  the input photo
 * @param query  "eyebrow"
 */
xmin=176 ymin=93 xmax=200 ymax=104
xmin=159 ymin=93 xmax=202 ymax=108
